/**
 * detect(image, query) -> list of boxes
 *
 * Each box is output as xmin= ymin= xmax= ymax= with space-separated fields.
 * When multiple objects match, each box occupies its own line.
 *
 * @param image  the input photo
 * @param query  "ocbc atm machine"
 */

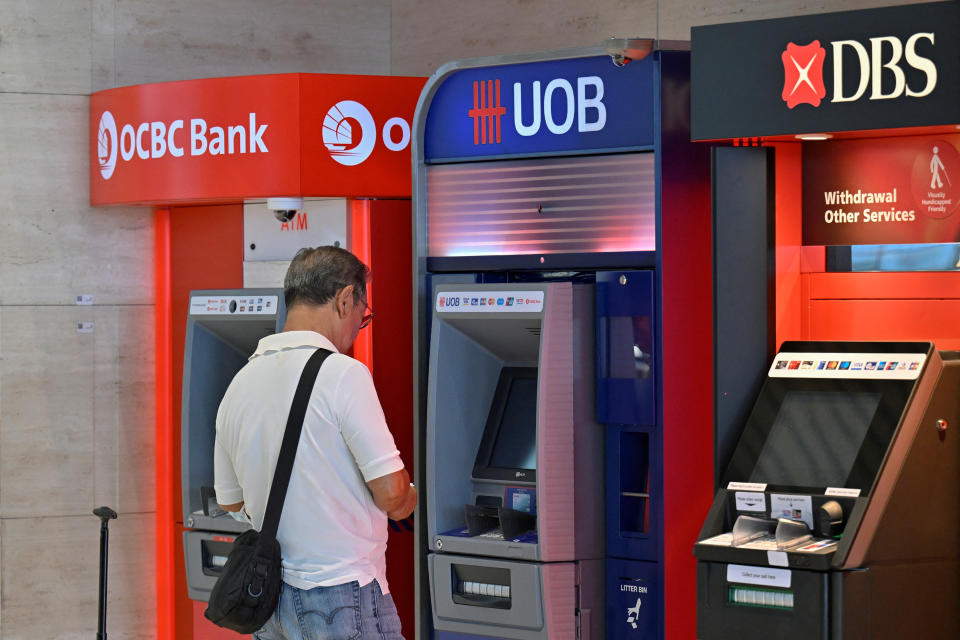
xmin=695 ymin=341 xmax=960 ymax=640
xmin=180 ymin=288 xmax=285 ymax=601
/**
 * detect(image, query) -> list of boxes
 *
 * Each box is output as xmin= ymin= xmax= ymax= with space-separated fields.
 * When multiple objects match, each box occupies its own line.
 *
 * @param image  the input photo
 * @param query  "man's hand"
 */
xmin=366 ymin=469 xmax=417 ymax=520
xmin=219 ymin=501 xmax=244 ymax=512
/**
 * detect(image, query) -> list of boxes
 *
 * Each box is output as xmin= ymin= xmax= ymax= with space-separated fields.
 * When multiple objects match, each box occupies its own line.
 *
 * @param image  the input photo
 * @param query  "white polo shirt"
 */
xmin=214 ymin=331 xmax=404 ymax=592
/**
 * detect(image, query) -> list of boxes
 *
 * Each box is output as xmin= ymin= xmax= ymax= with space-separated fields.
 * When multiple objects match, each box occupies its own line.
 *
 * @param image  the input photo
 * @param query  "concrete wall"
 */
xmin=0 ymin=0 xmax=933 ymax=637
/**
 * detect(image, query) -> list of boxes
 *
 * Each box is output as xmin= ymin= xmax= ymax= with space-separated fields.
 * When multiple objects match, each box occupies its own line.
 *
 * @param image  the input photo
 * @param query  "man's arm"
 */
xmin=338 ymin=363 xmax=416 ymax=519
xmin=366 ymin=468 xmax=417 ymax=520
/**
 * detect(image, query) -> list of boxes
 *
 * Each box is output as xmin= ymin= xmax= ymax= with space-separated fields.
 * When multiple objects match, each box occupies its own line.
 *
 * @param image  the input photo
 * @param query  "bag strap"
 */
xmin=257 ymin=347 xmax=333 ymax=550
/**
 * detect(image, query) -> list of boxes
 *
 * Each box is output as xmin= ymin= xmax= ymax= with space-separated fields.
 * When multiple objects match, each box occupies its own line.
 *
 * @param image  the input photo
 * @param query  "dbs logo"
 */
xmin=322 ymin=100 xmax=411 ymax=166
xmin=781 ymin=33 xmax=937 ymax=109
xmin=782 ymin=41 xmax=827 ymax=108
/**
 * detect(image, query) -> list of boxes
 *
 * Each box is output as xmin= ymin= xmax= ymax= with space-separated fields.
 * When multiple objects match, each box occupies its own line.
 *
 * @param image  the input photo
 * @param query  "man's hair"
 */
xmin=283 ymin=246 xmax=369 ymax=309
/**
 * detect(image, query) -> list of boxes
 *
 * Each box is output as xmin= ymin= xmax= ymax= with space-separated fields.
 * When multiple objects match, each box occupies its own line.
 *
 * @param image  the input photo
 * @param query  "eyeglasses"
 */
xmin=358 ymin=295 xmax=374 ymax=330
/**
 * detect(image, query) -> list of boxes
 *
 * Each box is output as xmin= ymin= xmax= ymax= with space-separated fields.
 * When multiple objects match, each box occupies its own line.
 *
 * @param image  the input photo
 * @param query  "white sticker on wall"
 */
xmin=75 ymin=294 xmax=94 ymax=305
xmin=727 ymin=564 xmax=791 ymax=588
xmin=770 ymin=494 xmax=814 ymax=530
xmin=735 ymin=492 xmax=766 ymax=512
xmin=77 ymin=322 xmax=94 ymax=334
xmin=436 ymin=291 xmax=544 ymax=313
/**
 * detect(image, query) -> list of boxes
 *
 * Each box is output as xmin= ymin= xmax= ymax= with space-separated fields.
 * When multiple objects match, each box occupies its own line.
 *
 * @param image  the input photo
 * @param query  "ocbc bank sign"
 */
xmin=97 ymin=103 xmax=411 ymax=181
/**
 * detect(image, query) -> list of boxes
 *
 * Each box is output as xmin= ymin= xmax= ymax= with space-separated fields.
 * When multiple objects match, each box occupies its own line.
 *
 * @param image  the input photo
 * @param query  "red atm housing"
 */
xmin=690 ymin=1 xmax=960 ymax=353
xmin=91 ymin=73 xmax=425 ymax=640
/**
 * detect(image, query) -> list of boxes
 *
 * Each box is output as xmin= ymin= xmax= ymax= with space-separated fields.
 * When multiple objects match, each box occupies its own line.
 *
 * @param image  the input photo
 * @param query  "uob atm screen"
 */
xmin=473 ymin=367 xmax=538 ymax=483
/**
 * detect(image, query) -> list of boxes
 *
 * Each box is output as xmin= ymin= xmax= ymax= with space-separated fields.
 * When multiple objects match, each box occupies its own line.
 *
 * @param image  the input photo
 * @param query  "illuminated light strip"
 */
xmin=432 ymin=156 xmax=636 ymax=175
xmin=154 ymin=207 xmax=174 ymax=640
xmin=431 ymin=168 xmax=645 ymax=185
xmin=349 ymin=199 xmax=373 ymax=370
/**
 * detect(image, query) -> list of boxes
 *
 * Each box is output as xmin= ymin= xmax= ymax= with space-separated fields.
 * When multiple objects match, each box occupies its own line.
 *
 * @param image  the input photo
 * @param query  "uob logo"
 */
xmin=98 ymin=111 xmax=119 ymax=179
xmin=780 ymin=32 xmax=937 ymax=109
xmin=323 ymin=100 xmax=410 ymax=166
xmin=467 ymin=76 xmax=607 ymax=145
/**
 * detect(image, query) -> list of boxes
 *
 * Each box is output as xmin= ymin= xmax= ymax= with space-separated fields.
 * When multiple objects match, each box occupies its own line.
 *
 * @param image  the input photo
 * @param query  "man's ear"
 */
xmin=337 ymin=285 xmax=355 ymax=318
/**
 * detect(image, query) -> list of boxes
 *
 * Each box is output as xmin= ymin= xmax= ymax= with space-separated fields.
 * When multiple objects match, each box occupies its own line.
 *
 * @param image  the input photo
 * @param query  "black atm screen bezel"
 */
xmin=721 ymin=372 xmax=917 ymax=495
xmin=472 ymin=367 xmax=539 ymax=484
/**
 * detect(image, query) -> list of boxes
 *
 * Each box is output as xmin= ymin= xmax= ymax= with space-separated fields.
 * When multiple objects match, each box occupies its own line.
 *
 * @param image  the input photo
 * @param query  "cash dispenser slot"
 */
xmin=450 ymin=563 xmax=512 ymax=609
xmin=200 ymin=538 xmax=234 ymax=577
xmin=728 ymin=585 xmax=794 ymax=610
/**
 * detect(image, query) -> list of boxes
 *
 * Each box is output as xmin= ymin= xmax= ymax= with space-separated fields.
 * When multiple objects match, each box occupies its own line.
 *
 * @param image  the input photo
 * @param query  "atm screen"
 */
xmin=473 ymin=367 xmax=538 ymax=482
xmin=750 ymin=390 xmax=882 ymax=488
xmin=488 ymin=377 xmax=538 ymax=470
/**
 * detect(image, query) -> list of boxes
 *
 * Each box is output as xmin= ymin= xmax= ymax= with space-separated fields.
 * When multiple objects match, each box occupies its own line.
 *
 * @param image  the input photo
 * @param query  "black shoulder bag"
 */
xmin=204 ymin=347 xmax=332 ymax=634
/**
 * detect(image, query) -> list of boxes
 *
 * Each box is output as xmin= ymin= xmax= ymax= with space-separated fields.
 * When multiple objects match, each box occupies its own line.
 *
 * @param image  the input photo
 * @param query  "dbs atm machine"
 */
xmin=180 ymin=289 xmax=285 ymax=600
xmin=412 ymin=42 xmax=713 ymax=640
xmin=695 ymin=342 xmax=960 ymax=639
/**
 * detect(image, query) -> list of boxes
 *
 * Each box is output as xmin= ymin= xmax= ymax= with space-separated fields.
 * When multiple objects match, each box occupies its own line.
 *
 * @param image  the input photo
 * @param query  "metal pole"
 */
xmin=94 ymin=507 xmax=117 ymax=640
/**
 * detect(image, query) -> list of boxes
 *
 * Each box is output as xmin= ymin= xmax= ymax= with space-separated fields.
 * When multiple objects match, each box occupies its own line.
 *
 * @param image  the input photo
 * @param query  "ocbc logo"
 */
xmin=322 ymin=100 xmax=411 ymax=166
xmin=98 ymin=111 xmax=118 ymax=179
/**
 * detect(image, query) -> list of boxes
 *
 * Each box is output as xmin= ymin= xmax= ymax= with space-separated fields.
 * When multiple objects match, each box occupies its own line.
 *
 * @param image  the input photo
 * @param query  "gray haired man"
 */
xmin=215 ymin=245 xmax=416 ymax=640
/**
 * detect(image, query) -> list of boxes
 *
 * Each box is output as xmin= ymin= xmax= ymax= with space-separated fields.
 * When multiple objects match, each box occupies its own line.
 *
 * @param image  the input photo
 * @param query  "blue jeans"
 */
xmin=253 ymin=580 xmax=404 ymax=640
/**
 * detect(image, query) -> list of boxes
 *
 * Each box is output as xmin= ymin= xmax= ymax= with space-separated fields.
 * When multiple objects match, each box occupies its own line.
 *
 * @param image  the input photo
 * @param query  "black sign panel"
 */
xmin=691 ymin=1 xmax=960 ymax=140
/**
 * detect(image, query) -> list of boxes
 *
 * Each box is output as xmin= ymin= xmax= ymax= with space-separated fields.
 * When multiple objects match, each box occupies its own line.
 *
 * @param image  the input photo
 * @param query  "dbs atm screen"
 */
xmin=749 ymin=390 xmax=882 ymax=488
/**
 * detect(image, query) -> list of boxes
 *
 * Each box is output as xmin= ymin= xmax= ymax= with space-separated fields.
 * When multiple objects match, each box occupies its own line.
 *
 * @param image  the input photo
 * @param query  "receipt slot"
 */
xmin=180 ymin=288 xmax=285 ymax=600
xmin=695 ymin=341 xmax=960 ymax=640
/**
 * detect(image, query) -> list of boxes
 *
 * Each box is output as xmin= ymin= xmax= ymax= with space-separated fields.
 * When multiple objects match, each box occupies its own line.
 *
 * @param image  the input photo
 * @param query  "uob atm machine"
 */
xmin=695 ymin=341 xmax=960 ymax=639
xmin=412 ymin=41 xmax=713 ymax=640
xmin=180 ymin=288 xmax=286 ymax=600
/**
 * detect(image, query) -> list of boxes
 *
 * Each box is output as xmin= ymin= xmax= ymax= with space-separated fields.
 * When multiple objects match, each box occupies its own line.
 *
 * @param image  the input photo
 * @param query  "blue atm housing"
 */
xmin=414 ymin=47 xmax=712 ymax=640
xmin=597 ymin=271 xmax=660 ymax=639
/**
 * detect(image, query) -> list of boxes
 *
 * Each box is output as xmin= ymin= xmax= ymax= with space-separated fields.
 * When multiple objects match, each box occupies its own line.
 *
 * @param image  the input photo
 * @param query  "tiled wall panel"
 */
xmin=0 ymin=513 xmax=155 ymax=639
xmin=0 ymin=306 xmax=95 ymax=518
xmin=658 ymin=0 xmax=937 ymax=39
xmin=93 ymin=305 xmax=156 ymax=514
xmin=391 ymin=0 xmax=657 ymax=77
xmin=0 ymin=0 xmax=92 ymax=94
xmin=0 ymin=93 xmax=153 ymax=306
xmin=111 ymin=0 xmax=392 ymax=87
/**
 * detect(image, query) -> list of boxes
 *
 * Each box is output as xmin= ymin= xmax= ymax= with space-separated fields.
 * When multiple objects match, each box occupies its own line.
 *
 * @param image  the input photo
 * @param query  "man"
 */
xmin=215 ymin=245 xmax=416 ymax=640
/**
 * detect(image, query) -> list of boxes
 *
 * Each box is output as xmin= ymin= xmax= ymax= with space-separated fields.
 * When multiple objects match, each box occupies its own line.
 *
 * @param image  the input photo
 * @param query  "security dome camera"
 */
xmin=267 ymin=197 xmax=304 ymax=223
xmin=605 ymin=37 xmax=654 ymax=67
